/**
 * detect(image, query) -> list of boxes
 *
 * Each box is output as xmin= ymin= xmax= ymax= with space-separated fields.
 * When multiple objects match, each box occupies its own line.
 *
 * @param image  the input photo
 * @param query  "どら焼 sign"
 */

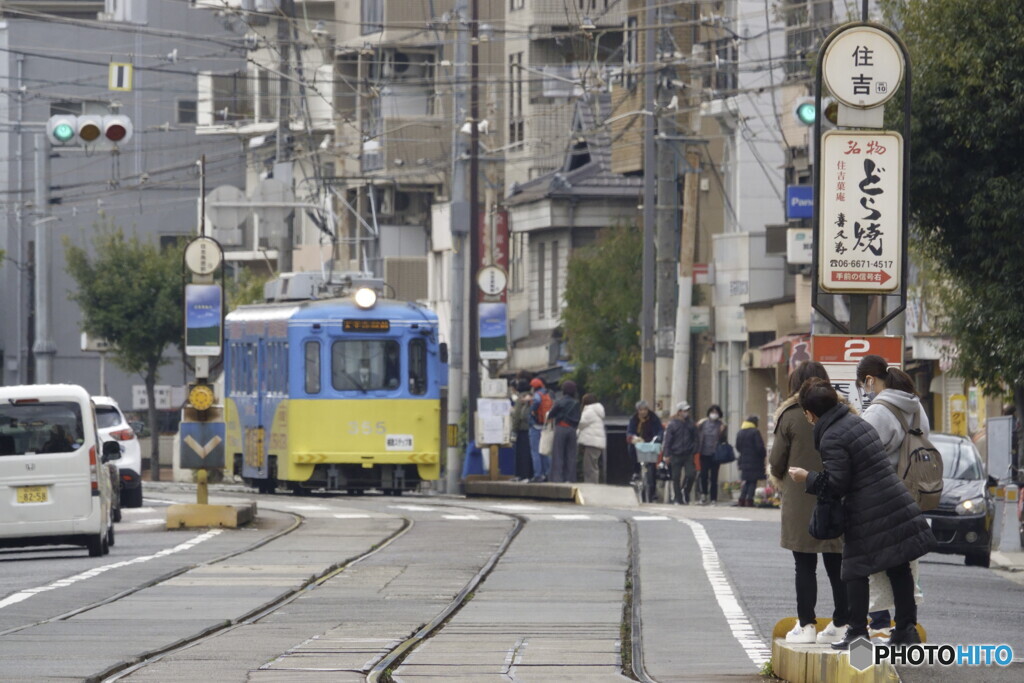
xmin=819 ymin=131 xmax=902 ymax=293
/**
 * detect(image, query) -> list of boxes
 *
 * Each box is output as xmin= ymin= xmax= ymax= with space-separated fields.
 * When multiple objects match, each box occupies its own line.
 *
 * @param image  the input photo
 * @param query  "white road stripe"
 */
xmin=333 ymin=513 xmax=372 ymax=519
xmin=488 ymin=504 xmax=542 ymax=511
xmin=0 ymin=530 xmax=222 ymax=611
xmin=442 ymin=514 xmax=480 ymax=520
xmin=134 ymin=518 xmax=165 ymax=526
xmin=551 ymin=514 xmax=591 ymax=520
xmin=282 ymin=504 xmax=330 ymax=511
xmin=388 ymin=505 xmax=435 ymax=512
xmin=633 ymin=515 xmax=670 ymax=521
xmin=679 ymin=518 xmax=771 ymax=666
xmin=717 ymin=516 xmax=750 ymax=522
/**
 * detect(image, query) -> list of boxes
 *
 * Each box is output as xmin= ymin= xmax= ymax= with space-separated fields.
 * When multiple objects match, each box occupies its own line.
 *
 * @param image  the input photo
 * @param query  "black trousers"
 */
xmin=793 ymin=551 xmax=847 ymax=628
xmin=740 ymin=479 xmax=758 ymax=503
xmin=697 ymin=455 xmax=720 ymax=500
xmin=846 ymin=561 xmax=916 ymax=636
xmin=670 ymin=456 xmax=695 ymax=503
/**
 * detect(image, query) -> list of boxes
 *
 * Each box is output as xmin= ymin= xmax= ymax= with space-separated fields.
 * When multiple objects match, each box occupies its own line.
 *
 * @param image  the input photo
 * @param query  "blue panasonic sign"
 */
xmin=787 ymin=185 xmax=813 ymax=219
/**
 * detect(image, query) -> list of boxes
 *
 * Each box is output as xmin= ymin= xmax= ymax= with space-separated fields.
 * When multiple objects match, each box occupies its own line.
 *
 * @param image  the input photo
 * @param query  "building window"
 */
xmin=508 ymin=52 xmax=524 ymax=147
xmin=177 ymin=99 xmax=197 ymax=125
xmin=361 ymin=0 xmax=383 ymax=35
xmin=510 ymin=232 xmax=526 ymax=293
xmin=537 ymin=241 xmax=546 ymax=318
xmin=551 ymin=240 xmax=559 ymax=315
xmin=703 ymin=38 xmax=738 ymax=94
xmin=510 ymin=0 xmax=524 ymax=10
xmin=622 ymin=16 xmax=638 ymax=89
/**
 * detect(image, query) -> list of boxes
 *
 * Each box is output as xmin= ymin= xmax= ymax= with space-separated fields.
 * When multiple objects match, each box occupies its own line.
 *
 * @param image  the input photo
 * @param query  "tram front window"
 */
xmin=332 ymin=340 xmax=401 ymax=392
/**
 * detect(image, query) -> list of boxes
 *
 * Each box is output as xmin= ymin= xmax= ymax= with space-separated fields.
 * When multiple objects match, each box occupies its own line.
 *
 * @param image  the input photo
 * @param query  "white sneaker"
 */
xmin=817 ymin=622 xmax=847 ymax=644
xmin=785 ymin=622 xmax=817 ymax=644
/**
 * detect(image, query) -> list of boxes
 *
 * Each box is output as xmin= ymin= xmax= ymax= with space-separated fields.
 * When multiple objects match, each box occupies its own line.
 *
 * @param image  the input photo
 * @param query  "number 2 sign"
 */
xmin=811 ymin=335 xmax=904 ymax=411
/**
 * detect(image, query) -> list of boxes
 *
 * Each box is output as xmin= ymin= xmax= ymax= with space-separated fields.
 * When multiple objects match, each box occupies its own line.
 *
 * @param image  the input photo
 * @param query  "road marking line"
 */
xmin=633 ymin=515 xmax=670 ymax=521
xmin=0 ymin=530 xmax=222 ymax=611
xmin=552 ymin=514 xmax=591 ymax=520
xmin=489 ymin=504 xmax=542 ymax=511
xmin=135 ymin=518 xmax=165 ymax=526
xmin=718 ymin=516 xmax=749 ymax=522
xmin=388 ymin=505 xmax=435 ymax=511
xmin=282 ymin=504 xmax=330 ymax=511
xmin=333 ymin=513 xmax=372 ymax=519
xmin=679 ymin=518 xmax=770 ymax=666
xmin=442 ymin=514 xmax=480 ymax=520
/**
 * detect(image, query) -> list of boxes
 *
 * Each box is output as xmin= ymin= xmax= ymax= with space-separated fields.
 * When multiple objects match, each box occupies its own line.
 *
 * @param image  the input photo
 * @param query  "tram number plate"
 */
xmin=16 ymin=486 xmax=48 ymax=504
xmin=385 ymin=435 xmax=414 ymax=451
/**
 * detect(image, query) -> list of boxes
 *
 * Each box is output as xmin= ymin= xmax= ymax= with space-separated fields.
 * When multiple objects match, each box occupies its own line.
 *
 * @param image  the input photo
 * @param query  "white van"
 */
xmin=0 ymin=384 xmax=118 ymax=557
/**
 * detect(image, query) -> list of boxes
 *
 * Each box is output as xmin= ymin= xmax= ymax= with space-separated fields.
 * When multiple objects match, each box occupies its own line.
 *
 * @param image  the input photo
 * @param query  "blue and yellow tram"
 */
xmin=224 ymin=286 xmax=447 ymax=494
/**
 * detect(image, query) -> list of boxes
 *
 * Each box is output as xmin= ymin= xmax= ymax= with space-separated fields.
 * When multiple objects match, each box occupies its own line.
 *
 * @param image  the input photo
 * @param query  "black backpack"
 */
xmin=876 ymin=400 xmax=944 ymax=511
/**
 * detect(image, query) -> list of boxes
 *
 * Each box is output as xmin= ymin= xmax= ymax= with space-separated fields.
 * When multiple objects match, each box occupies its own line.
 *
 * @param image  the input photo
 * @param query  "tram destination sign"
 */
xmin=819 ymin=130 xmax=902 ymax=294
xmin=343 ymin=319 xmax=390 ymax=333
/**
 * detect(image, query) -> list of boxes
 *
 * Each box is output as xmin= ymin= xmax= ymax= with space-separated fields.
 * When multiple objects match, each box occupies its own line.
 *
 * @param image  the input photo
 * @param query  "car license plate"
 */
xmin=16 ymin=486 xmax=48 ymax=504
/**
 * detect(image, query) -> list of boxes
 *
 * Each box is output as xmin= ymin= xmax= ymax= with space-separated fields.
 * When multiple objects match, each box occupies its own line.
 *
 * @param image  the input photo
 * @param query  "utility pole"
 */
xmin=33 ymin=133 xmax=55 ymax=384
xmin=467 ymin=0 xmax=482 ymax=443
xmin=640 ymin=0 xmax=657 ymax=408
xmin=671 ymin=149 xmax=701 ymax=408
xmin=275 ymin=0 xmax=295 ymax=272
xmin=655 ymin=111 xmax=677 ymax=414
xmin=447 ymin=0 xmax=470 ymax=493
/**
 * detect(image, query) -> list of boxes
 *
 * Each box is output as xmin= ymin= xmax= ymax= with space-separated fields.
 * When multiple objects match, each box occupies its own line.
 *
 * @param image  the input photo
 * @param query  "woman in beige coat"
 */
xmin=768 ymin=361 xmax=848 ymax=644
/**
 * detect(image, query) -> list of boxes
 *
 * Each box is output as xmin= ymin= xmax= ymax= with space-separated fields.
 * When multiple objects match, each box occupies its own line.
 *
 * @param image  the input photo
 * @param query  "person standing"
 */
xmin=661 ymin=401 xmax=698 ymax=504
xmin=547 ymin=380 xmax=582 ymax=483
xmin=695 ymin=405 xmax=727 ymax=504
xmin=856 ymin=354 xmax=930 ymax=637
xmin=528 ymin=378 xmax=552 ymax=482
xmin=790 ymin=378 xmax=935 ymax=650
xmin=769 ymin=361 xmax=848 ymax=644
xmin=627 ymin=400 xmax=664 ymax=502
xmin=510 ymin=379 xmax=534 ymax=482
xmin=577 ymin=393 xmax=607 ymax=484
xmin=734 ymin=415 xmax=766 ymax=507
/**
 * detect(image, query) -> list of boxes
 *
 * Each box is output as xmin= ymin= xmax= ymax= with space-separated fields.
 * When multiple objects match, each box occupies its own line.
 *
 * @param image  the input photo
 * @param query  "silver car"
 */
xmin=93 ymin=396 xmax=144 ymax=508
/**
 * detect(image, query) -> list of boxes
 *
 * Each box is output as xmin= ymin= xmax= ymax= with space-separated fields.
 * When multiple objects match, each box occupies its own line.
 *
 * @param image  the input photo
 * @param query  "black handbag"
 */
xmin=809 ymin=492 xmax=844 ymax=540
xmin=713 ymin=442 xmax=735 ymax=465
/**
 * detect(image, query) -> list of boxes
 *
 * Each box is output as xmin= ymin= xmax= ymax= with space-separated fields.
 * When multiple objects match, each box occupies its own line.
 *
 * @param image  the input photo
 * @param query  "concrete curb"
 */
xmin=772 ymin=618 xmax=902 ymax=683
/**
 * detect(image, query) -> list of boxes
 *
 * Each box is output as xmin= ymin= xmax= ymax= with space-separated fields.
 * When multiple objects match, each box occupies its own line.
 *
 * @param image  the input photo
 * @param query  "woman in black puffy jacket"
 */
xmin=788 ymin=378 xmax=934 ymax=650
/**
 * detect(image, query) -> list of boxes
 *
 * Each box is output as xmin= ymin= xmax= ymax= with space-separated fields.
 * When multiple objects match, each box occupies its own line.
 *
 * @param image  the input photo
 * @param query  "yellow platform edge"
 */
xmin=165 ymin=502 xmax=257 ymax=529
xmin=772 ymin=618 xmax=923 ymax=683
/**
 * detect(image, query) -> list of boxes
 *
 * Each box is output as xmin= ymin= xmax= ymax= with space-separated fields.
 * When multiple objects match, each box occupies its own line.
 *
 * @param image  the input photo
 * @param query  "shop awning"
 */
xmin=756 ymin=334 xmax=810 ymax=368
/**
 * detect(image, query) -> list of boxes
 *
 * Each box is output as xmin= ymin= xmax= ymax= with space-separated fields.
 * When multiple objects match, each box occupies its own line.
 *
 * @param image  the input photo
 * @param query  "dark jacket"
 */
xmin=662 ymin=415 xmax=697 ymax=460
xmin=548 ymin=396 xmax=582 ymax=428
xmin=806 ymin=403 xmax=935 ymax=581
xmin=627 ymin=412 xmax=664 ymax=443
xmin=735 ymin=421 xmax=766 ymax=480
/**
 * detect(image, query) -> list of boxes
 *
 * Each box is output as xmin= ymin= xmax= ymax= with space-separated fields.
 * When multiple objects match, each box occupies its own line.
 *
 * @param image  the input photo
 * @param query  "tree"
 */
xmin=562 ymin=221 xmax=642 ymax=412
xmin=64 ymin=220 xmax=184 ymax=481
xmin=897 ymin=0 xmax=1024 ymax=455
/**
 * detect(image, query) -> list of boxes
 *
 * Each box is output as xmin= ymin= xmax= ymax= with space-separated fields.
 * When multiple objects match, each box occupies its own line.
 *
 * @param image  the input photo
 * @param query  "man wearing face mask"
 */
xmin=856 ymin=354 xmax=930 ymax=639
xmin=695 ymin=404 xmax=727 ymax=504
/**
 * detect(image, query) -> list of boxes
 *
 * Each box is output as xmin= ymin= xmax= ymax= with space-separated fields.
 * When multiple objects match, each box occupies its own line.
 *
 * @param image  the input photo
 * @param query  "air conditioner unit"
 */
xmin=383 ymin=257 xmax=428 ymax=301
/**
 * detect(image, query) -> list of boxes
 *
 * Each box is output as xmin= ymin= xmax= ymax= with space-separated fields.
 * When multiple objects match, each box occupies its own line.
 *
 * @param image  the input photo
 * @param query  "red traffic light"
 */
xmin=102 ymin=115 xmax=133 ymax=144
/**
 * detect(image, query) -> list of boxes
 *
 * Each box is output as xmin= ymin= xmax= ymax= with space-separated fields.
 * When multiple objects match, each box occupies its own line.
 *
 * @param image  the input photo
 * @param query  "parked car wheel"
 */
xmin=107 ymin=521 xmax=115 ymax=548
xmin=964 ymin=551 xmax=990 ymax=568
xmin=86 ymin=532 xmax=107 ymax=557
xmin=122 ymin=484 xmax=143 ymax=509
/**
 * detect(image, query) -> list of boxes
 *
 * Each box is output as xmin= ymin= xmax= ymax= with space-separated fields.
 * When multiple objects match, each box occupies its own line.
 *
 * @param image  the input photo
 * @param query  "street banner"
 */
xmin=184 ymin=284 xmax=223 ymax=357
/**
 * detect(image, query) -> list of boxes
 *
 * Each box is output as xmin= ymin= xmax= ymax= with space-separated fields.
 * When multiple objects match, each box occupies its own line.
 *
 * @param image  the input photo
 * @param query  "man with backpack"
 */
xmin=528 ymin=378 xmax=552 ymax=482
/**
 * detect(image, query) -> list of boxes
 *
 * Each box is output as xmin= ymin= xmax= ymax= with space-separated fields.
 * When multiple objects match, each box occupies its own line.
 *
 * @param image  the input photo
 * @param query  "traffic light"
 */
xmin=794 ymin=97 xmax=838 ymax=127
xmin=45 ymin=114 xmax=133 ymax=147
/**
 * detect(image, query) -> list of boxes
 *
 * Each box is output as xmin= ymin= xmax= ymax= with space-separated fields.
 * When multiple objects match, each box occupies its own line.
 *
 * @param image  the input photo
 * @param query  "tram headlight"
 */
xmin=354 ymin=287 xmax=377 ymax=309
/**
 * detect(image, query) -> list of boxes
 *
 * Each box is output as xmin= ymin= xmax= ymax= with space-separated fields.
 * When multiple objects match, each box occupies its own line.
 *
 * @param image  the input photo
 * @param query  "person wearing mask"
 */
xmin=661 ymin=401 xmax=698 ymax=504
xmin=695 ymin=405 xmax=727 ymax=504
xmin=734 ymin=415 xmax=766 ymax=507
xmin=789 ymin=378 xmax=934 ymax=650
xmin=510 ymin=379 xmax=534 ymax=482
xmin=856 ymin=354 xmax=930 ymax=638
xmin=547 ymin=380 xmax=582 ymax=483
xmin=577 ymin=393 xmax=607 ymax=484
xmin=528 ymin=378 xmax=552 ymax=482
xmin=627 ymin=400 xmax=664 ymax=501
xmin=769 ymin=361 xmax=848 ymax=644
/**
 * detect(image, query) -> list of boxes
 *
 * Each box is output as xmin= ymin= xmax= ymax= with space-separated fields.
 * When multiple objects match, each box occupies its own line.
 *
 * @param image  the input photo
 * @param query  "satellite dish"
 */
xmin=206 ymin=185 xmax=247 ymax=230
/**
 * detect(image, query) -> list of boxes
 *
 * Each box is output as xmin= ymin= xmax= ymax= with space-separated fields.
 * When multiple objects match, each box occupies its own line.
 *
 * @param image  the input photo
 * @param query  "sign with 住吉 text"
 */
xmin=819 ymin=131 xmax=902 ymax=294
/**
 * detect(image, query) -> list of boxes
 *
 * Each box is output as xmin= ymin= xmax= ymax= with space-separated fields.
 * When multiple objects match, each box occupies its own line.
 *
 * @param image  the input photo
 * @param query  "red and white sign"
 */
xmin=812 ymin=335 xmax=903 ymax=411
xmin=819 ymin=131 xmax=902 ymax=294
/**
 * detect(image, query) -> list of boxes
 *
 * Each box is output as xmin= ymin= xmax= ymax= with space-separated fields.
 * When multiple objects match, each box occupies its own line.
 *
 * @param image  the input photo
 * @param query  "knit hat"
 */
xmin=561 ymin=380 xmax=577 ymax=397
xmin=746 ymin=415 xmax=759 ymax=425
xmin=530 ymin=378 xmax=544 ymax=389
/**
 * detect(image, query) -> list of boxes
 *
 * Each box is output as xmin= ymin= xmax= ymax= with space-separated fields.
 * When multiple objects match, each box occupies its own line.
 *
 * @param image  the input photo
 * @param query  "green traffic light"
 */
xmin=795 ymin=101 xmax=817 ymax=126
xmin=53 ymin=123 xmax=75 ymax=143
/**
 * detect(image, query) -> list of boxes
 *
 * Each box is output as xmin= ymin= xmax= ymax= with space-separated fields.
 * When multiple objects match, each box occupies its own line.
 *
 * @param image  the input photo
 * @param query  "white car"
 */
xmin=93 ymin=396 xmax=143 ymax=508
xmin=0 ymin=384 xmax=117 ymax=556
